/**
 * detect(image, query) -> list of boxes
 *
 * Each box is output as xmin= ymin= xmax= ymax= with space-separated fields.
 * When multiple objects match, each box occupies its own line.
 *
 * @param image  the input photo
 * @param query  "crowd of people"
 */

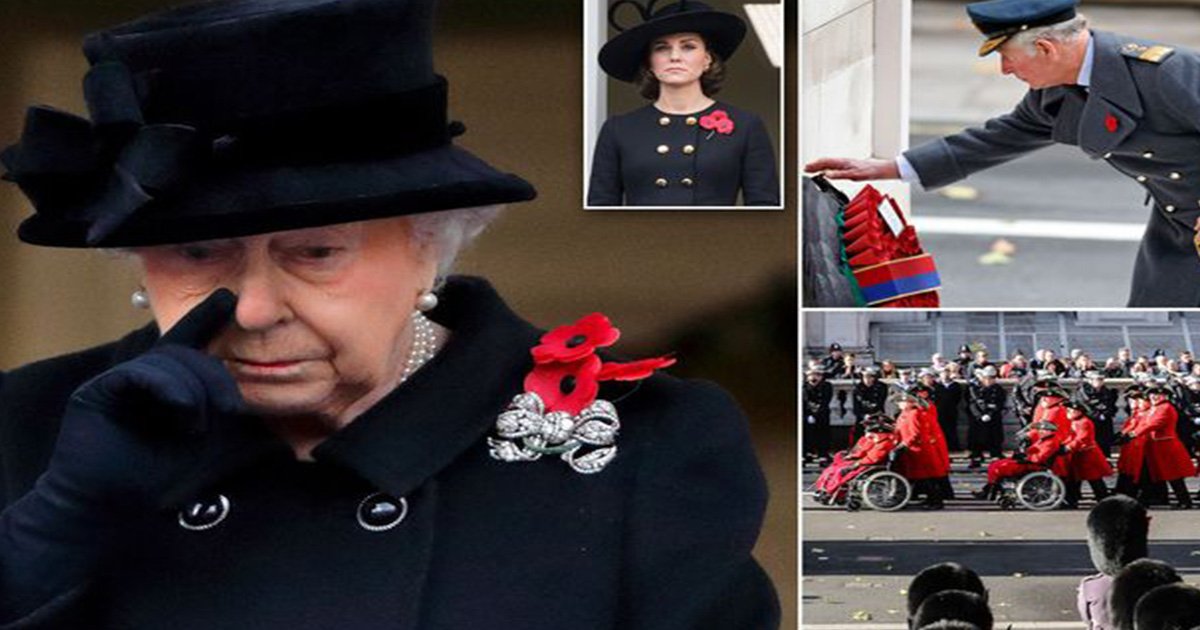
xmin=902 ymin=496 xmax=1200 ymax=630
xmin=804 ymin=343 xmax=1200 ymax=510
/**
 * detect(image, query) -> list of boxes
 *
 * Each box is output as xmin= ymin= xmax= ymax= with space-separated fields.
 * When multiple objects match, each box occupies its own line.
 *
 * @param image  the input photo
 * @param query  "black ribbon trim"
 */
xmin=1 ymin=59 xmax=460 ymax=245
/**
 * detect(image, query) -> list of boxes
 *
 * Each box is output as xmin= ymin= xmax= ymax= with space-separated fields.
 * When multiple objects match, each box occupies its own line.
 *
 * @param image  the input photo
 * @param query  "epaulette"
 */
xmin=1120 ymin=42 xmax=1175 ymax=64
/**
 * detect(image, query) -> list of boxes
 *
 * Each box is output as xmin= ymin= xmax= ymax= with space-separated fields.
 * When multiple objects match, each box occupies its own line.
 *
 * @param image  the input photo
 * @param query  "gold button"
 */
xmin=1143 ymin=151 xmax=1155 ymax=159
xmin=685 ymin=116 xmax=697 ymax=126
xmin=659 ymin=116 xmax=670 ymax=126
xmin=1170 ymin=172 xmax=1182 ymax=180
xmin=1137 ymin=175 xmax=1148 ymax=183
xmin=682 ymin=144 xmax=695 ymax=155
xmin=655 ymin=177 xmax=668 ymax=188
xmin=656 ymin=144 xmax=669 ymax=155
xmin=681 ymin=177 xmax=694 ymax=187
xmin=1103 ymin=152 xmax=1113 ymax=159
xmin=1166 ymin=205 xmax=1177 ymax=213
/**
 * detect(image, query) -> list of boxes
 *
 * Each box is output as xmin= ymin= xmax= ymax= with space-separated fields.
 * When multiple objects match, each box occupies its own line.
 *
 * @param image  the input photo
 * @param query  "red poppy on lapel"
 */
xmin=1104 ymin=112 xmax=1119 ymax=133
xmin=531 ymin=313 xmax=620 ymax=363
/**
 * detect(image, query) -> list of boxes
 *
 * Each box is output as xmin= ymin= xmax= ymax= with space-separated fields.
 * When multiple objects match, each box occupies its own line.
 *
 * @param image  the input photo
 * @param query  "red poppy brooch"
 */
xmin=488 ymin=313 xmax=675 ymax=474
xmin=699 ymin=109 xmax=734 ymax=139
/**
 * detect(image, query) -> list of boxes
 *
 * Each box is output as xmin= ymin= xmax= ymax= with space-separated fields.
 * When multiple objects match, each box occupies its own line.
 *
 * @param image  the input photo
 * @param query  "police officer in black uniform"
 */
xmin=804 ymin=366 xmax=835 ymax=465
xmin=1178 ymin=375 xmax=1200 ymax=457
xmin=851 ymin=366 xmax=889 ymax=444
xmin=967 ymin=366 xmax=1007 ymax=467
xmin=1074 ymin=370 xmax=1119 ymax=456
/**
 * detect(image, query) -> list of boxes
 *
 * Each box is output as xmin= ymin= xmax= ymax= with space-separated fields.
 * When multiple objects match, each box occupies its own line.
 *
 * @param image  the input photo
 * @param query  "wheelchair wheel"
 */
xmin=859 ymin=470 xmax=911 ymax=512
xmin=1015 ymin=471 xmax=1066 ymax=511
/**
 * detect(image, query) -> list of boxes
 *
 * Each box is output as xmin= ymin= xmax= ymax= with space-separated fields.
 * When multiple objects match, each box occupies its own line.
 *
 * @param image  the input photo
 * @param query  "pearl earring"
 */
xmin=131 ymin=288 xmax=151 ymax=310
xmin=416 ymin=289 xmax=438 ymax=313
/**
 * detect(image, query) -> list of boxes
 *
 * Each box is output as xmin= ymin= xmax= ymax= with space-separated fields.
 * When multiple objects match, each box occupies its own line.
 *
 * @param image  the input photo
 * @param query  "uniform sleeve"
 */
xmin=618 ymin=381 xmax=779 ymax=629
xmin=587 ymin=119 xmax=624 ymax=206
xmin=903 ymin=89 xmax=1056 ymax=190
xmin=739 ymin=114 xmax=780 ymax=206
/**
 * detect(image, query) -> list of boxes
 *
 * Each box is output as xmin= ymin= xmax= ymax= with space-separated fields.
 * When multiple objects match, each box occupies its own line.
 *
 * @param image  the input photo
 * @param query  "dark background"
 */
xmin=0 ymin=0 xmax=797 ymax=624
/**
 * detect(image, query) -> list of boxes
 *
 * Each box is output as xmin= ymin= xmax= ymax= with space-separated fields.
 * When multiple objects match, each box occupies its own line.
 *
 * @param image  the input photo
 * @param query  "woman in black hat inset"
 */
xmin=587 ymin=0 xmax=779 ymax=207
xmin=0 ymin=0 xmax=779 ymax=626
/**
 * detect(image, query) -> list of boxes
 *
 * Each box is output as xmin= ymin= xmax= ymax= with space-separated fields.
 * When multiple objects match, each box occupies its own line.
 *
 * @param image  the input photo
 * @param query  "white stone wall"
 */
xmin=801 ymin=0 xmax=912 ymax=209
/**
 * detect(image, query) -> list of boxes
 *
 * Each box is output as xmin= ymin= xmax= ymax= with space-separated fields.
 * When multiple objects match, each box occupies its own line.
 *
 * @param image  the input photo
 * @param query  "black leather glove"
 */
xmin=0 ymin=290 xmax=281 ymax=621
xmin=1112 ymin=432 xmax=1132 ymax=446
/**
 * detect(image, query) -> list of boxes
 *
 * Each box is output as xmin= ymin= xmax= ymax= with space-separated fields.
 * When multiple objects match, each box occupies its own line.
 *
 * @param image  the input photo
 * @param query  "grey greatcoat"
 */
xmin=904 ymin=30 xmax=1200 ymax=306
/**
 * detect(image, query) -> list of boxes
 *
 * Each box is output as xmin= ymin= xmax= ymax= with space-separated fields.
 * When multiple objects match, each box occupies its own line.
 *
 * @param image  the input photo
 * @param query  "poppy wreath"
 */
xmin=488 ymin=313 xmax=675 ymax=474
xmin=699 ymin=109 xmax=735 ymax=138
xmin=838 ymin=185 xmax=941 ymax=307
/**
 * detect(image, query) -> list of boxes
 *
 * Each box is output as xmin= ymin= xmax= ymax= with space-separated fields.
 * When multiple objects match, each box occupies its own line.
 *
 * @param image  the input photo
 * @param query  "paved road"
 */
xmin=801 ymin=460 xmax=1200 ymax=627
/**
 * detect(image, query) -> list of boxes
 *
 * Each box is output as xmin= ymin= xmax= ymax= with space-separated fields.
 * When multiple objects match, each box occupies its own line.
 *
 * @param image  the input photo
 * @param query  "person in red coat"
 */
xmin=912 ymin=382 xmax=954 ymax=500
xmin=1061 ymin=400 xmax=1113 ymax=508
xmin=893 ymin=387 xmax=950 ymax=510
xmin=814 ymin=414 xmax=899 ymax=503
xmin=1031 ymin=375 xmax=1071 ymax=441
xmin=973 ymin=420 xmax=1065 ymax=500
xmin=1129 ymin=382 xmax=1196 ymax=509
xmin=1116 ymin=385 xmax=1151 ymax=497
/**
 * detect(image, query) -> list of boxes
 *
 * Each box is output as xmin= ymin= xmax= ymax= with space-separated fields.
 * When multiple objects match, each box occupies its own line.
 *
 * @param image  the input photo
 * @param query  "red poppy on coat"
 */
xmin=700 ymin=109 xmax=735 ymax=135
xmin=531 ymin=313 xmax=620 ymax=364
xmin=597 ymin=356 xmax=677 ymax=381
xmin=1105 ymin=112 xmax=1119 ymax=133
xmin=524 ymin=355 xmax=602 ymax=415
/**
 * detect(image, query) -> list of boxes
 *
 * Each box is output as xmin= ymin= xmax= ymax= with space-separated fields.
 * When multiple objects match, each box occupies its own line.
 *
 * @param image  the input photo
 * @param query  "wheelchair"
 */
xmin=991 ymin=453 xmax=1068 ymax=511
xmin=844 ymin=466 xmax=912 ymax=512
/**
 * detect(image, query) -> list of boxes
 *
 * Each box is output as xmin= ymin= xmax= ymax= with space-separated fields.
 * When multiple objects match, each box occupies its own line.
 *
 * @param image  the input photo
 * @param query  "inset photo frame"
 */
xmin=583 ymin=0 xmax=784 ymax=210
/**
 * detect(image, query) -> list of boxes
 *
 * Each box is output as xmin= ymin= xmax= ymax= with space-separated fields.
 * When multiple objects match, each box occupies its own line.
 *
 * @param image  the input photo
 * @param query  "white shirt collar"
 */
xmin=1076 ymin=34 xmax=1095 ymax=88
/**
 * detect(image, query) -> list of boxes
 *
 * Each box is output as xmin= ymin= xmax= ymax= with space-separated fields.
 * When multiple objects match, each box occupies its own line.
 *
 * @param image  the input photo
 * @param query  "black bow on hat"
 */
xmin=2 ymin=0 xmax=536 ymax=248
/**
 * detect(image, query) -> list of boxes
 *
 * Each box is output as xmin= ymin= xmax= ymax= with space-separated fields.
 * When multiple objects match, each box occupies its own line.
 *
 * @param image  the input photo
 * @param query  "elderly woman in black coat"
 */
xmin=587 ymin=0 xmax=780 ymax=207
xmin=0 ymin=0 xmax=778 ymax=627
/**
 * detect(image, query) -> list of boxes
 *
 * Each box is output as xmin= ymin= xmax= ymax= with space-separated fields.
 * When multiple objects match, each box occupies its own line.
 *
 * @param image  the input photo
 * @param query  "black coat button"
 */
xmin=178 ymin=494 xmax=231 ymax=531
xmin=357 ymin=492 xmax=409 ymax=531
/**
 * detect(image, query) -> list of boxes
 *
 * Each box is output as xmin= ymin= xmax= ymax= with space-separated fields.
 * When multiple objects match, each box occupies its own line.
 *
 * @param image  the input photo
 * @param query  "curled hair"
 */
xmin=408 ymin=205 xmax=504 ymax=279
xmin=1009 ymin=14 xmax=1089 ymax=54
xmin=636 ymin=40 xmax=726 ymax=100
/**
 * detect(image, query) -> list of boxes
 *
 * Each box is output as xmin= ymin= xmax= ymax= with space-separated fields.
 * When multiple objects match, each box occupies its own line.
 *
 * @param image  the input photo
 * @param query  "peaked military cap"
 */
xmin=967 ymin=0 xmax=1080 ymax=57
xmin=1 ymin=0 xmax=537 ymax=248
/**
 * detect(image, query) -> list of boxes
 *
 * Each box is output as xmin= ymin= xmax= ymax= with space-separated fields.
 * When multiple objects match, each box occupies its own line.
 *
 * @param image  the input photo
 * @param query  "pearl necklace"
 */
xmin=399 ymin=312 xmax=439 ymax=384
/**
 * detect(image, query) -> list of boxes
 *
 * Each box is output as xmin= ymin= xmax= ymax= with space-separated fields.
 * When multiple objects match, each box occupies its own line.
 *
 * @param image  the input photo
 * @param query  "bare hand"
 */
xmin=805 ymin=157 xmax=900 ymax=181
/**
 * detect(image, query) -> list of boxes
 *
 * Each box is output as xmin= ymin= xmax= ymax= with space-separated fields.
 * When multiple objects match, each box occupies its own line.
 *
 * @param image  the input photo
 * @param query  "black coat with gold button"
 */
xmin=587 ymin=102 xmax=779 ymax=207
xmin=0 ymin=276 xmax=778 ymax=629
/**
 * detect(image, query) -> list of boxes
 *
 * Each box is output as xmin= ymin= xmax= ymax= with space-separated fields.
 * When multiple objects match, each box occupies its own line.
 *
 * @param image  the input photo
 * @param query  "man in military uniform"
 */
xmin=1074 ymin=370 xmax=1119 ymax=456
xmin=851 ymin=366 xmax=889 ymax=444
xmin=1178 ymin=375 xmax=1200 ymax=457
xmin=966 ymin=366 xmax=1007 ymax=467
xmin=932 ymin=366 xmax=965 ymax=452
xmin=803 ymin=366 xmax=835 ymax=466
xmin=806 ymin=0 xmax=1200 ymax=306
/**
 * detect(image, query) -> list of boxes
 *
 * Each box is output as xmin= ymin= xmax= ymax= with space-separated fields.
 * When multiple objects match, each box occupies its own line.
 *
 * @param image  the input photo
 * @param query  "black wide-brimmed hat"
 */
xmin=1 ymin=0 xmax=536 ymax=248
xmin=599 ymin=0 xmax=747 ymax=83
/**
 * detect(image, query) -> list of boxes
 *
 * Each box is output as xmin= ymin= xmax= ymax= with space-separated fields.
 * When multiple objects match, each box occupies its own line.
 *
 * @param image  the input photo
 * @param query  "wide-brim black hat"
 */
xmin=1 ymin=0 xmax=536 ymax=248
xmin=599 ymin=0 xmax=747 ymax=83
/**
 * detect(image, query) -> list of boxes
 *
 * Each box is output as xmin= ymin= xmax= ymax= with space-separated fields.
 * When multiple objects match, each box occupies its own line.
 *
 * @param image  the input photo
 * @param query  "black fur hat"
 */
xmin=1086 ymin=495 xmax=1149 ymax=576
